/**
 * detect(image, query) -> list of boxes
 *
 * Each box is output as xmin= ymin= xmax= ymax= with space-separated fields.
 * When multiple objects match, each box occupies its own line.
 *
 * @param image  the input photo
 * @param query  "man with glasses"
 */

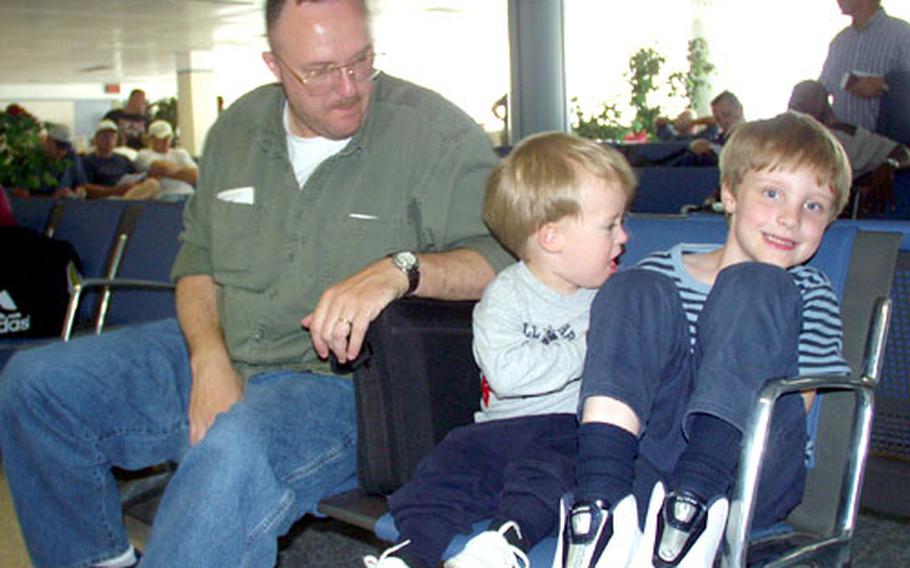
xmin=0 ymin=1 xmax=510 ymax=567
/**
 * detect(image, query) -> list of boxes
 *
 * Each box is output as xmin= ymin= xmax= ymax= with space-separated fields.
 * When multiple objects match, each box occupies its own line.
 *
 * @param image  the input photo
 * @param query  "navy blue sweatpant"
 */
xmin=388 ymin=413 xmax=577 ymax=565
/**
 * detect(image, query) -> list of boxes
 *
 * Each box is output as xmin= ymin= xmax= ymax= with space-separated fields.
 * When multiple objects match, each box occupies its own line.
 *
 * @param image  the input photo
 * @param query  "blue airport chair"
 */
xmin=831 ymin=218 xmax=910 ymax=518
xmin=61 ymin=201 xmax=185 ymax=339
xmin=51 ymin=200 xmax=134 ymax=329
xmin=630 ymin=167 xmax=719 ymax=214
xmin=612 ymin=141 xmax=691 ymax=166
xmin=8 ymin=195 xmax=57 ymax=235
xmin=876 ymin=71 xmax=910 ymax=147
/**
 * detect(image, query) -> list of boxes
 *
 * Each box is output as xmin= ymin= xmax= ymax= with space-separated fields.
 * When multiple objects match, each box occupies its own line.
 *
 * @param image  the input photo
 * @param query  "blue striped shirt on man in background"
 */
xmin=820 ymin=6 xmax=910 ymax=131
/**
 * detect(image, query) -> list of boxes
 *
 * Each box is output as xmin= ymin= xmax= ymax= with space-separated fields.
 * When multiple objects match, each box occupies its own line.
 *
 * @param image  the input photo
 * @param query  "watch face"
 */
xmin=394 ymin=251 xmax=418 ymax=270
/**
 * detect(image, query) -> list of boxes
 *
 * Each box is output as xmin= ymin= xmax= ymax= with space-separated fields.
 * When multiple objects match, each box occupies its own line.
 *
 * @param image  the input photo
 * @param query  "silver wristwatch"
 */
xmin=389 ymin=251 xmax=420 ymax=296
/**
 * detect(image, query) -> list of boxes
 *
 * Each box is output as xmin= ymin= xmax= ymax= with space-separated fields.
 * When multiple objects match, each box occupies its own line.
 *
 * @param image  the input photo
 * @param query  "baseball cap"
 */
xmin=95 ymin=119 xmax=119 ymax=135
xmin=148 ymin=120 xmax=174 ymax=139
xmin=45 ymin=123 xmax=73 ymax=144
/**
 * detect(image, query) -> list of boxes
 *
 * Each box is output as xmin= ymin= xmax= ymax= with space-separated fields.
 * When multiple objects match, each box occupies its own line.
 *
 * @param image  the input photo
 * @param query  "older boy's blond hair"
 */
xmin=719 ymin=112 xmax=852 ymax=218
xmin=483 ymin=132 xmax=636 ymax=259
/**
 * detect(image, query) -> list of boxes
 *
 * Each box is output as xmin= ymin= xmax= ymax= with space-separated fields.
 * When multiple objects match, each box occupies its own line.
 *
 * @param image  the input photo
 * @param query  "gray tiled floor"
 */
xmin=3 ymin=464 xmax=908 ymax=567
xmin=275 ymin=511 xmax=910 ymax=568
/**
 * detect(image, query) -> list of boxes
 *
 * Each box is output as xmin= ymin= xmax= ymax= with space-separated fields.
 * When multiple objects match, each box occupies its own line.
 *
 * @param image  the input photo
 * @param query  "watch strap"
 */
xmin=389 ymin=251 xmax=420 ymax=296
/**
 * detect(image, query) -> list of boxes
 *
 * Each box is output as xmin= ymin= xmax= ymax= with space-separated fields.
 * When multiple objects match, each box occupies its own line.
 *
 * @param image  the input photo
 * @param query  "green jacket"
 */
xmin=171 ymin=74 xmax=511 ymax=378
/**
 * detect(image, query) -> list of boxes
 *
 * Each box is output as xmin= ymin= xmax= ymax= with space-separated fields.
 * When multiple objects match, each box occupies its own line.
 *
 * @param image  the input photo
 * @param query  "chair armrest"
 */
xmin=62 ymin=276 xmax=175 ymax=341
xmin=351 ymin=297 xmax=479 ymax=494
xmin=317 ymin=489 xmax=389 ymax=532
xmin=722 ymin=297 xmax=892 ymax=567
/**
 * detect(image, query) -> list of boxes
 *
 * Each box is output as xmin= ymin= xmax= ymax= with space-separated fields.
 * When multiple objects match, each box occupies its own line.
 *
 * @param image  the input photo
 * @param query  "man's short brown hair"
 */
xmin=483 ymin=132 xmax=636 ymax=259
xmin=719 ymin=112 xmax=852 ymax=218
xmin=265 ymin=0 xmax=368 ymax=43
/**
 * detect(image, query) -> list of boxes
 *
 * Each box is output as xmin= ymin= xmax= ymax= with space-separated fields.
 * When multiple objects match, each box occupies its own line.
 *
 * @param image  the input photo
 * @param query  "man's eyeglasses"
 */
xmin=272 ymin=48 xmax=379 ymax=95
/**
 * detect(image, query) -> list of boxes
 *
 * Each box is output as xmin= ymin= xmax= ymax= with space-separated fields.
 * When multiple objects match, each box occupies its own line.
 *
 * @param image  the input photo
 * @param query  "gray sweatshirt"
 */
xmin=472 ymin=261 xmax=597 ymax=422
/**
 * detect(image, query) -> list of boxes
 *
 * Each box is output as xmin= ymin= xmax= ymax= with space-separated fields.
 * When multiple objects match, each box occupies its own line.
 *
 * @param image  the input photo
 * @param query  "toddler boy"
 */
xmin=364 ymin=132 xmax=636 ymax=568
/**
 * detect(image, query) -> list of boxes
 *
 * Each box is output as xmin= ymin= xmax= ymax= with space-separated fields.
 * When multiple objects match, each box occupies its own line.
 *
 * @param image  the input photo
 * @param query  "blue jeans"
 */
xmin=0 ymin=319 xmax=357 ymax=568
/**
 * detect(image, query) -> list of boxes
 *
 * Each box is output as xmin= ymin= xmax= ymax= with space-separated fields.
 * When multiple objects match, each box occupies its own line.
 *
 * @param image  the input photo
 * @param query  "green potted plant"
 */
xmin=571 ymin=97 xmax=630 ymax=142
xmin=627 ymin=47 xmax=666 ymax=139
xmin=0 ymin=105 xmax=64 ymax=195
xmin=669 ymin=37 xmax=716 ymax=115
xmin=572 ymin=38 xmax=715 ymax=143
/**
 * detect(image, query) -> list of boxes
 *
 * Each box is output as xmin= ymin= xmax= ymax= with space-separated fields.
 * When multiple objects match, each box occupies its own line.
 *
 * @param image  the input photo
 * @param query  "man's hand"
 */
xmin=689 ymin=139 xmax=714 ymax=156
xmin=148 ymin=160 xmax=181 ymax=179
xmin=51 ymin=186 xmax=85 ymax=199
xmin=188 ymin=352 xmax=243 ymax=445
xmin=847 ymin=75 xmax=888 ymax=98
xmin=301 ymin=257 xmax=407 ymax=364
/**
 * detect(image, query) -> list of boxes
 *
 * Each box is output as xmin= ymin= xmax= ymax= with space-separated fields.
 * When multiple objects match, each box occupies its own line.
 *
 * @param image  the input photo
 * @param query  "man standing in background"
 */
xmin=103 ymin=88 xmax=150 ymax=151
xmin=819 ymin=0 xmax=910 ymax=133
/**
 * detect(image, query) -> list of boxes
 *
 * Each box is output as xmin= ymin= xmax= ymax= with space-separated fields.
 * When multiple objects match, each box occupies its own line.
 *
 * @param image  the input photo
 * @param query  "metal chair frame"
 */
xmin=722 ymin=298 xmax=892 ymax=567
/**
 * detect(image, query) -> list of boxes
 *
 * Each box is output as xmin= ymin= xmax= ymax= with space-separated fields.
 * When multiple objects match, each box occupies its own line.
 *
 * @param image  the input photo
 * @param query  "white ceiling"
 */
xmin=0 ymin=0 xmax=469 ymax=86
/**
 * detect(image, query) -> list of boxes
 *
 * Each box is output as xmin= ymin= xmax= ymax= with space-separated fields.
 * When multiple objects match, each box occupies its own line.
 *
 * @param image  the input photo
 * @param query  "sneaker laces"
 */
xmin=497 ymin=521 xmax=530 ymax=568
xmin=446 ymin=521 xmax=530 ymax=568
xmin=363 ymin=539 xmax=412 ymax=567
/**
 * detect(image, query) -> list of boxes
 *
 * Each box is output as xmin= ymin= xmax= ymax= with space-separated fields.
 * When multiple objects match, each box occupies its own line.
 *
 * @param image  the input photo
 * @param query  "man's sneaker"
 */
xmin=444 ymin=521 xmax=530 ymax=568
xmin=363 ymin=539 xmax=413 ymax=567
xmin=92 ymin=547 xmax=141 ymax=567
xmin=554 ymin=494 xmax=639 ymax=568
xmin=652 ymin=489 xmax=729 ymax=567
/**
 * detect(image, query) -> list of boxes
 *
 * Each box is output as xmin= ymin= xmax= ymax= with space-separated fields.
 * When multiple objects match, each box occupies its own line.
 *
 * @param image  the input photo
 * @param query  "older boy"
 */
xmin=559 ymin=112 xmax=853 ymax=567
xmin=364 ymin=132 xmax=636 ymax=568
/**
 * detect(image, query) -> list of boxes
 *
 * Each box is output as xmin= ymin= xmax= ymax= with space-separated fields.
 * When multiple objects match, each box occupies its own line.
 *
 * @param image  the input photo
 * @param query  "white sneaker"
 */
xmin=554 ymin=494 xmax=639 ymax=568
xmin=444 ymin=521 xmax=530 ymax=568
xmin=363 ymin=539 xmax=413 ymax=567
xmin=629 ymin=482 xmax=729 ymax=568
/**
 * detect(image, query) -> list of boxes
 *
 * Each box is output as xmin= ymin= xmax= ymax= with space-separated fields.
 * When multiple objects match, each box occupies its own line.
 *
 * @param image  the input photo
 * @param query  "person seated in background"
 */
xmin=103 ymin=88 xmax=150 ymax=152
xmin=366 ymin=132 xmax=635 ymax=568
xmin=559 ymin=112 xmax=851 ymax=568
xmin=788 ymin=79 xmax=909 ymax=215
xmin=135 ymin=120 xmax=197 ymax=201
xmin=654 ymin=109 xmax=718 ymax=142
xmin=36 ymin=123 xmax=87 ymax=199
xmin=82 ymin=119 xmax=160 ymax=199
xmin=688 ymin=91 xmax=745 ymax=160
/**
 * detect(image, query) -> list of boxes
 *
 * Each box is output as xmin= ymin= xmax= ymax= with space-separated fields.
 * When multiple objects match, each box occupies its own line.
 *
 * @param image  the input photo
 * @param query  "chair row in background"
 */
xmin=498 ymin=142 xmax=910 ymax=219
xmin=2 ymin=196 xmax=184 ymax=369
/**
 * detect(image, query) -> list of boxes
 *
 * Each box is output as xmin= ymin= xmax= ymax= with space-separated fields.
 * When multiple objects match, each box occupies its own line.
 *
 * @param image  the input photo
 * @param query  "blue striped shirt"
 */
xmin=819 ymin=8 xmax=910 ymax=130
xmin=638 ymin=244 xmax=851 ymax=377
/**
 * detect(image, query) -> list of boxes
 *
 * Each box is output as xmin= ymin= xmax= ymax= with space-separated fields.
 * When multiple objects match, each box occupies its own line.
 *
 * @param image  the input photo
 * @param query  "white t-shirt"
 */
xmin=284 ymin=103 xmax=350 ymax=188
xmin=135 ymin=147 xmax=197 ymax=198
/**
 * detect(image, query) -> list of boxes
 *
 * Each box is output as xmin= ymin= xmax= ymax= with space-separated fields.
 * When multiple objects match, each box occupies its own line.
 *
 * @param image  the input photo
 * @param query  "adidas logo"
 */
xmin=0 ymin=290 xmax=16 ymax=311
xmin=0 ymin=290 xmax=30 ymax=335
